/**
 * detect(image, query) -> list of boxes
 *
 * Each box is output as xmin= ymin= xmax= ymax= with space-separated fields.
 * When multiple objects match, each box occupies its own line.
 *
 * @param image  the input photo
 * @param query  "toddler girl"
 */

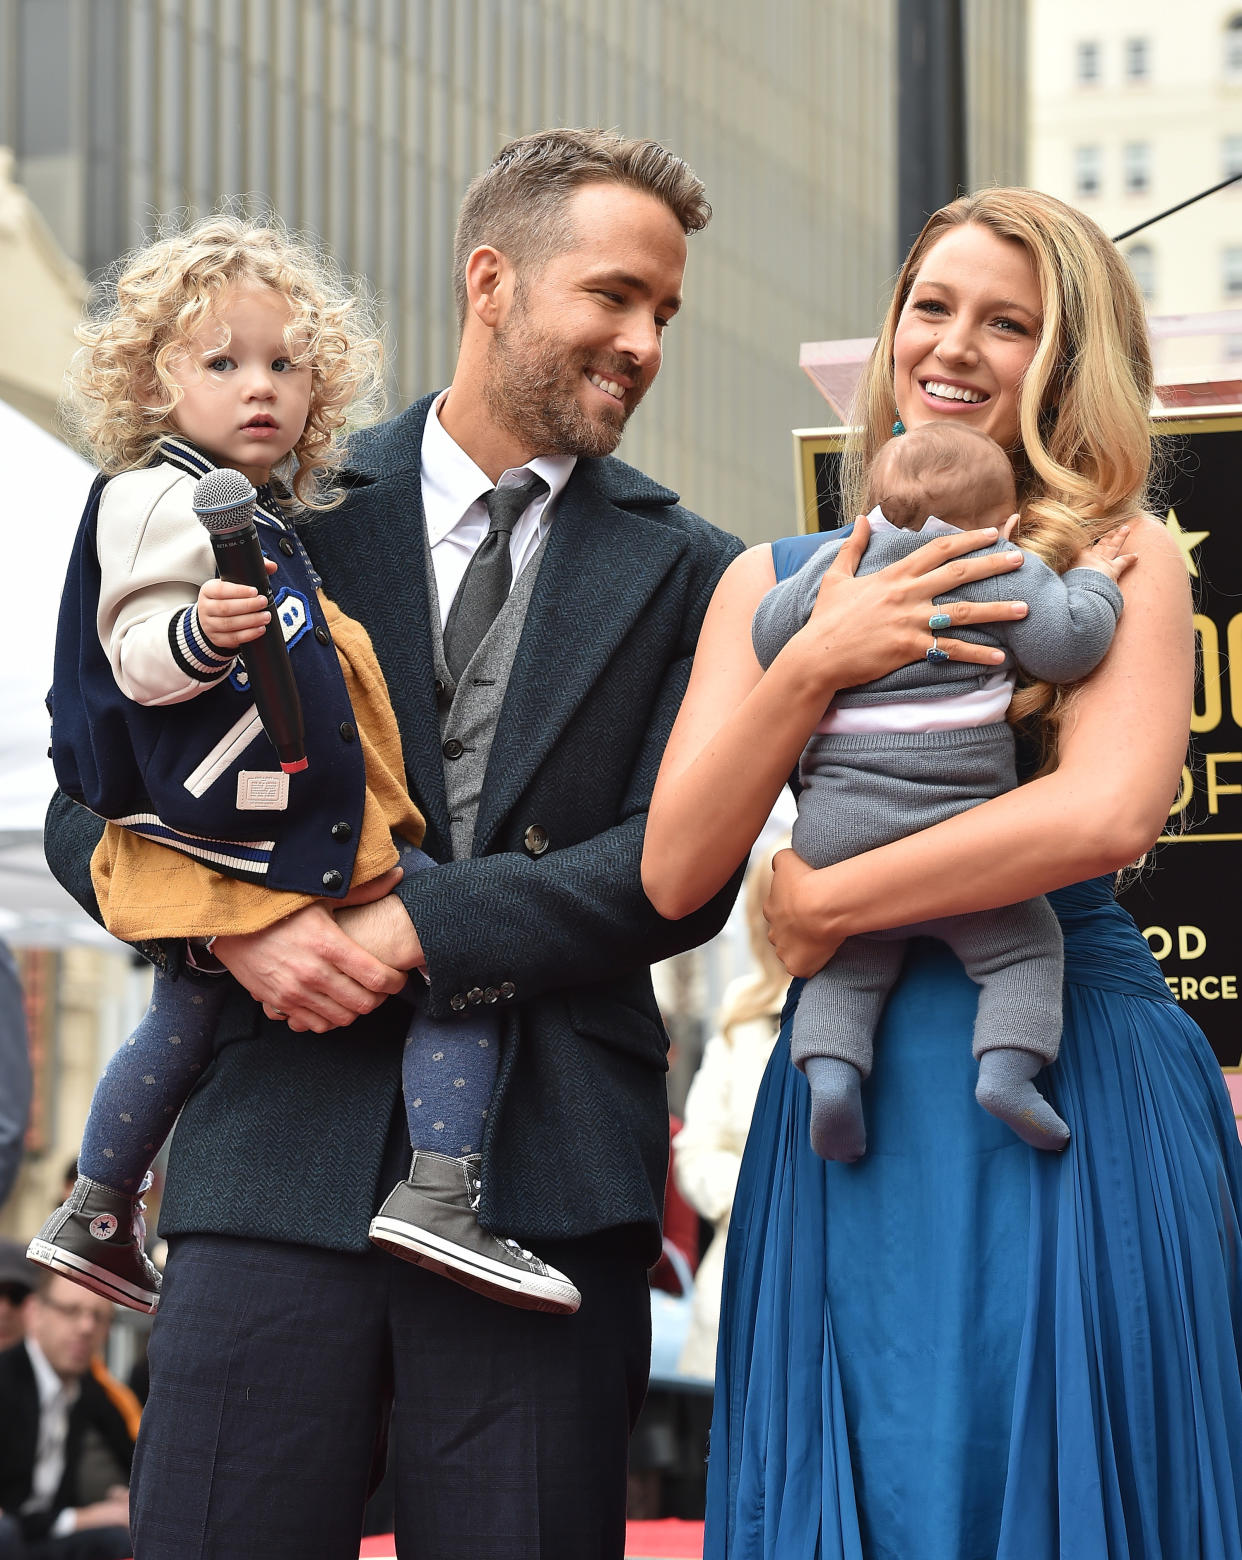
xmin=28 ymin=214 xmax=579 ymax=1316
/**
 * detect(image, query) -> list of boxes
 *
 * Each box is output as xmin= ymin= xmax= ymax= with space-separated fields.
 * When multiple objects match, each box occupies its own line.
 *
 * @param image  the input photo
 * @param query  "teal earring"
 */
xmin=891 ymin=417 xmax=906 ymax=436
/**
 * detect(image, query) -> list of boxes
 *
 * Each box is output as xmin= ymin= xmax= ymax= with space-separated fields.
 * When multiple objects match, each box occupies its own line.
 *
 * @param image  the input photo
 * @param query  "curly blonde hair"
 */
xmin=841 ymin=187 xmax=1155 ymax=763
xmin=63 ymin=211 xmax=385 ymax=509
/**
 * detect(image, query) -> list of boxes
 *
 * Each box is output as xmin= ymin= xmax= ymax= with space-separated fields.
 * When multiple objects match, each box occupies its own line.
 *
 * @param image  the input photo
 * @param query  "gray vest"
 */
xmin=423 ymin=526 xmax=550 ymax=860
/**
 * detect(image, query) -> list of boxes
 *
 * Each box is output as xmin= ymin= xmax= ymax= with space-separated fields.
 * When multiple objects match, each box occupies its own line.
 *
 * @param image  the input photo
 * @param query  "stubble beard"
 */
xmin=483 ymin=315 xmax=645 ymax=460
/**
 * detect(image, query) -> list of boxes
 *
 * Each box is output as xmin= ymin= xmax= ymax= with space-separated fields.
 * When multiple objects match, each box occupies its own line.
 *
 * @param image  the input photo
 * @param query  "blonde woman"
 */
xmin=643 ymin=189 xmax=1242 ymax=1557
xmin=671 ymin=840 xmax=789 ymax=1380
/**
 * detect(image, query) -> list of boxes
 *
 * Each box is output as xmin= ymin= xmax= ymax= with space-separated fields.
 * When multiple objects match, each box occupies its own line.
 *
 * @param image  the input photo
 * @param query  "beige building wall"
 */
xmin=0 ymin=148 xmax=84 ymax=431
xmin=1030 ymin=1 xmax=1242 ymax=379
xmin=0 ymin=0 xmax=1024 ymax=544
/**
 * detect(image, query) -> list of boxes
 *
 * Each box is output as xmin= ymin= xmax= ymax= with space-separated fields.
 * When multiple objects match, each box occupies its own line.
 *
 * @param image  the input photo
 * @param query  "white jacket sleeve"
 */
xmin=673 ymin=1031 xmax=748 ymax=1225
xmin=95 ymin=466 xmax=236 ymax=706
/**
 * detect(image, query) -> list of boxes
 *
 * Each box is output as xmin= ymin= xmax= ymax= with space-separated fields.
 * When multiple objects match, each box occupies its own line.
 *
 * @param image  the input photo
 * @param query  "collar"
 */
xmin=867 ymin=503 xmax=963 ymax=540
xmin=420 ymin=391 xmax=576 ymax=545
xmin=25 ymin=1338 xmax=80 ymax=1412
xmin=156 ymin=436 xmax=293 ymax=532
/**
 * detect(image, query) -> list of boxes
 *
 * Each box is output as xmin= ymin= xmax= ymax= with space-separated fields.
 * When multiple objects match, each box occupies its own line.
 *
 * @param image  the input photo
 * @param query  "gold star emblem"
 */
xmin=1163 ymin=508 xmax=1210 ymax=577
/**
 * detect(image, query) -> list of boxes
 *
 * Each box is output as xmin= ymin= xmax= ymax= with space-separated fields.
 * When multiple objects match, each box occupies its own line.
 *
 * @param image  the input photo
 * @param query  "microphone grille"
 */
xmin=192 ymin=468 xmax=258 ymax=533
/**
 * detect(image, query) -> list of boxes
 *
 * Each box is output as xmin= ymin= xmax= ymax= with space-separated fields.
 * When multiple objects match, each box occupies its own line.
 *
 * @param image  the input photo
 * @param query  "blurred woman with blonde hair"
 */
xmin=671 ymin=838 xmax=789 ymax=1380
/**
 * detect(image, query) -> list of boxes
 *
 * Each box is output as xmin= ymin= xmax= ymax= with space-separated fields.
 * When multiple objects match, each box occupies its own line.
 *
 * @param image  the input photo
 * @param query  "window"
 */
xmin=1126 ymin=244 xmax=1156 ymax=301
xmin=1124 ymin=142 xmax=1151 ymax=196
xmin=1076 ymin=40 xmax=1101 ymax=85
xmin=1227 ymin=15 xmax=1242 ymax=80
xmin=1075 ymin=145 xmax=1102 ymax=199
xmin=1224 ymin=333 xmax=1242 ymax=362
xmin=1124 ymin=37 xmax=1150 ymax=81
xmin=1223 ymin=246 xmax=1242 ymax=296
xmin=1225 ymin=134 xmax=1242 ymax=178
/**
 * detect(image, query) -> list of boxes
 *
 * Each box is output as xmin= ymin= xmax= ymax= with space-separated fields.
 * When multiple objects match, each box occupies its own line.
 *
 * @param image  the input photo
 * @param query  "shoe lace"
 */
xmin=134 ymin=1170 xmax=153 ymax=1246
xmin=466 ymin=1165 xmax=535 ymax=1262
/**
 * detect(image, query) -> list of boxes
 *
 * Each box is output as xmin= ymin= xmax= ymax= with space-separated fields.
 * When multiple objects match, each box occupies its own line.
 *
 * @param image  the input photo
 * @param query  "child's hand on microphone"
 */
xmin=197 ymin=557 xmax=278 ymax=650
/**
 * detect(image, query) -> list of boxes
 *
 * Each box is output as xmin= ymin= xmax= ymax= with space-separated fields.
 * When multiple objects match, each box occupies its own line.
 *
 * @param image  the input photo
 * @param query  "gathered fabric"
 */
xmin=706 ymin=875 xmax=1242 ymax=1560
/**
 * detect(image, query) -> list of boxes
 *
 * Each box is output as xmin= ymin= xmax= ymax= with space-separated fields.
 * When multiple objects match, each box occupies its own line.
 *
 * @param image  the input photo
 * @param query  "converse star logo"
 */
xmin=89 ymin=1213 xmax=119 ymax=1241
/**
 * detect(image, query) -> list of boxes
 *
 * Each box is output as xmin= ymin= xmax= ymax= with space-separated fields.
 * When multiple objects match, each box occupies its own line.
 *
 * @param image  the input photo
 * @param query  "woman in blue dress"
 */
xmin=643 ymin=186 xmax=1242 ymax=1559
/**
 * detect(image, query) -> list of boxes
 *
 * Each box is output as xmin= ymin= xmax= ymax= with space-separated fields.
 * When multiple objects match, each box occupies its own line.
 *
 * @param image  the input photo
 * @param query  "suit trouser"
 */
xmin=130 ymin=1231 xmax=651 ymax=1560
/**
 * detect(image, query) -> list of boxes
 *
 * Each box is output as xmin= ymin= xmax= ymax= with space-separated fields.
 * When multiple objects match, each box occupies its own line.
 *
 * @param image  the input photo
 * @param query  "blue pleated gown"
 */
xmin=705 ymin=873 xmax=1242 ymax=1559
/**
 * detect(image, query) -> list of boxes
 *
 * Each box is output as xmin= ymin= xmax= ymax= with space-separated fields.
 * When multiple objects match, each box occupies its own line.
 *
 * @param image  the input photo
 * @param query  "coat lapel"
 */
xmin=304 ymin=397 xmax=453 ymax=857
xmin=473 ymin=462 xmax=686 ymax=853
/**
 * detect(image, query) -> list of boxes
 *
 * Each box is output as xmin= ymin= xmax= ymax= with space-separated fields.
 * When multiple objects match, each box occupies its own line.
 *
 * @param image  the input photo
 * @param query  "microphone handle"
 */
xmin=210 ymin=525 xmax=308 ymax=773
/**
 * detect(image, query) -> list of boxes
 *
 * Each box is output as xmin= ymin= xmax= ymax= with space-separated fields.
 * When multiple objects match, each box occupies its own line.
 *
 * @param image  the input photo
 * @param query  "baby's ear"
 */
xmin=1000 ymin=513 xmax=1020 ymax=542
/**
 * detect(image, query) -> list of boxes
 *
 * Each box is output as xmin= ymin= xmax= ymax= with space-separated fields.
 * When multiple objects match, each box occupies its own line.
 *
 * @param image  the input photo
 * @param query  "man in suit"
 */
xmin=45 ymin=128 xmax=743 ymax=1558
xmin=0 ymin=1274 xmax=132 ymax=1560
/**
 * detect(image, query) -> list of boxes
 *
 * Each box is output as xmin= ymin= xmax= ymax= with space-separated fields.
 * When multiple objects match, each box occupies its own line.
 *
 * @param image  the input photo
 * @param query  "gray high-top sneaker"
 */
xmin=27 ymin=1175 xmax=161 ymax=1314
xmin=368 ymin=1152 xmax=581 ymax=1315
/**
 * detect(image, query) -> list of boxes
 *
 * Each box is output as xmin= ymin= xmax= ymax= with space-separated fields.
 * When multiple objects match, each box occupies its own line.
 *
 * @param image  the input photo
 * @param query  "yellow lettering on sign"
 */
xmin=1168 ymin=765 xmax=1194 ymax=819
xmin=1194 ymin=615 xmax=1222 ymax=734
xmin=1179 ymin=925 xmax=1207 ymax=960
xmin=1207 ymin=753 xmax=1242 ymax=815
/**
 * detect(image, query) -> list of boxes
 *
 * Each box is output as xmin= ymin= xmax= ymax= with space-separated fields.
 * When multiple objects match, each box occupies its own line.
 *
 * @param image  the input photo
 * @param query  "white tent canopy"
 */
xmin=0 ymin=397 xmax=110 ymax=944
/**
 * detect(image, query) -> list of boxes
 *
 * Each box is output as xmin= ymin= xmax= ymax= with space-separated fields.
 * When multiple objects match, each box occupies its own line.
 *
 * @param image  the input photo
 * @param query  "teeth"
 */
xmin=924 ymin=380 xmax=984 ymax=404
xmin=589 ymin=374 xmax=624 ymax=401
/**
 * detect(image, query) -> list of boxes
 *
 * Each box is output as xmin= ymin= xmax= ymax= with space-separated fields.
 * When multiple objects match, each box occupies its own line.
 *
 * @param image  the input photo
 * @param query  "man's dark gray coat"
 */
xmin=45 ymin=393 xmax=744 ymax=1261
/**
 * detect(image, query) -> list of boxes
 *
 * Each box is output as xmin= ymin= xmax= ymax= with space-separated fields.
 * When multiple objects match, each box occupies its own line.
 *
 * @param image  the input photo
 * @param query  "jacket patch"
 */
xmin=229 ymin=587 xmax=311 ymax=692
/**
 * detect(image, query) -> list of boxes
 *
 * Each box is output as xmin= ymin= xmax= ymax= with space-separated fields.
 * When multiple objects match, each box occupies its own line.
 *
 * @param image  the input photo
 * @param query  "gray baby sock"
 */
xmin=975 ymin=1047 xmax=1070 ymax=1152
xmin=805 ymin=1056 xmax=867 ymax=1163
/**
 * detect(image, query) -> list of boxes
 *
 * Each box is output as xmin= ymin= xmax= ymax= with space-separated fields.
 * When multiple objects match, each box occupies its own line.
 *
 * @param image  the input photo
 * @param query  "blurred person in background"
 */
xmin=0 ymin=943 xmax=32 ymax=1210
xmin=672 ymin=839 xmax=787 ymax=1380
xmin=0 ymin=1273 xmax=133 ymax=1559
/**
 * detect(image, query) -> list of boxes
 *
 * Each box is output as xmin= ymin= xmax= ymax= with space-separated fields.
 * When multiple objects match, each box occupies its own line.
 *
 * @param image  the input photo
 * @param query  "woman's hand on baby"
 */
xmin=763 ymin=849 xmax=845 ymax=978
xmin=196 ymin=558 xmax=278 ymax=650
xmin=1076 ymin=524 xmax=1137 ymax=584
xmin=791 ymin=514 xmax=1029 ymax=690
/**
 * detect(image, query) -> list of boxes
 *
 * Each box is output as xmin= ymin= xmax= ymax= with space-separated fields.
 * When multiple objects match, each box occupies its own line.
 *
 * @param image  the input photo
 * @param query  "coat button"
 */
xmin=322 ymin=869 xmax=344 ymax=891
xmin=450 ymin=993 xmax=467 ymax=1012
xmin=278 ymin=536 xmax=296 ymax=557
xmin=314 ymin=625 xmax=331 ymax=645
xmin=339 ymin=722 xmax=356 ymax=742
xmin=523 ymin=824 xmax=549 ymax=856
xmin=442 ymin=738 xmax=464 ymax=760
xmin=483 ymin=987 xmax=498 ymax=1004
xmin=467 ymin=987 xmax=483 ymax=1006
xmin=499 ymin=981 xmax=516 ymax=1001
xmin=330 ymin=821 xmax=352 ymax=842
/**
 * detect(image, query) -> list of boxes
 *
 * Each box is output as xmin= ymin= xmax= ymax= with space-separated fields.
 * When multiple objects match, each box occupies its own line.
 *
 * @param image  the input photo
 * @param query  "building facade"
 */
xmin=1 ymin=0 xmax=1025 ymax=543
xmin=1030 ymin=0 xmax=1242 ymax=381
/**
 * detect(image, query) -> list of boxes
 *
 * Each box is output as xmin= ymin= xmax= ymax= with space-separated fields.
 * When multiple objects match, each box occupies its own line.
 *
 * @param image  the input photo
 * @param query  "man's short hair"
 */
xmin=452 ymin=127 xmax=711 ymax=327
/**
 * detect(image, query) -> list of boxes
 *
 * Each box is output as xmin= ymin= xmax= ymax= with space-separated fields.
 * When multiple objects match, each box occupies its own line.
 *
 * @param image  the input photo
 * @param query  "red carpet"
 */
xmin=357 ymin=1523 xmax=704 ymax=1558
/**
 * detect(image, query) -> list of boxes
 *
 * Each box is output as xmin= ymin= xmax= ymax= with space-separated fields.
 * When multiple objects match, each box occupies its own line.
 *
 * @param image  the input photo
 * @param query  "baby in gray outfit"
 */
xmin=752 ymin=423 xmax=1132 ymax=1162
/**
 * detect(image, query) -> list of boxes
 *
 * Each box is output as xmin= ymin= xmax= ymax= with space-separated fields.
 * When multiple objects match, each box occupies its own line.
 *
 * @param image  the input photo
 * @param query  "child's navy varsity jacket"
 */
xmin=50 ymin=438 xmax=368 ymax=898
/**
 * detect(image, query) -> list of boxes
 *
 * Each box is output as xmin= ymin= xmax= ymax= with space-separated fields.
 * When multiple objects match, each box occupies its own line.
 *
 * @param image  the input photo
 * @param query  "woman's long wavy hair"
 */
xmin=63 ymin=210 xmax=385 ymax=510
xmin=841 ymin=187 xmax=1155 ymax=764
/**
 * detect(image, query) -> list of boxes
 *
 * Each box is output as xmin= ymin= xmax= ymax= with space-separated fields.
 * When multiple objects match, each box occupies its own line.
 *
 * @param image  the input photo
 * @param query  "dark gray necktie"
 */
xmin=443 ymin=474 xmax=548 ymax=680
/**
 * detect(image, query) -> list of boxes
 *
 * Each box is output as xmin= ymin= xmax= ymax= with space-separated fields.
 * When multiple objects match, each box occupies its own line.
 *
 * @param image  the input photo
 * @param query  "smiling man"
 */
xmin=46 ymin=129 xmax=744 ymax=1559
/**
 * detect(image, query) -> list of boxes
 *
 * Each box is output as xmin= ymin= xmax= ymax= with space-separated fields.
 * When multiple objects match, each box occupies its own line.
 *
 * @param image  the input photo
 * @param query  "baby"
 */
xmin=751 ymin=422 xmax=1132 ymax=1161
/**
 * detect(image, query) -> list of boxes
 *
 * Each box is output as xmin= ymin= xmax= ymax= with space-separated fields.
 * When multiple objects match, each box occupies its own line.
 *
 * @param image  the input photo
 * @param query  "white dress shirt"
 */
xmin=23 ymin=1338 xmax=81 ymax=1537
xmin=420 ymin=392 xmax=576 ymax=625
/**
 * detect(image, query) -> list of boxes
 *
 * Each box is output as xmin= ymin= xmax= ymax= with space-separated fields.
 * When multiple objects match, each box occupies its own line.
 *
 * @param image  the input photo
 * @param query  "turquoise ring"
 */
xmin=928 ymin=612 xmax=952 ymax=631
xmin=926 ymin=636 xmax=949 ymax=663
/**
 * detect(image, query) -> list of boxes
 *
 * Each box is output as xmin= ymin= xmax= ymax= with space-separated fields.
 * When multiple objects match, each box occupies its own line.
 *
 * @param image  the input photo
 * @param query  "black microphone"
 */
xmin=191 ymin=468 xmax=308 ymax=774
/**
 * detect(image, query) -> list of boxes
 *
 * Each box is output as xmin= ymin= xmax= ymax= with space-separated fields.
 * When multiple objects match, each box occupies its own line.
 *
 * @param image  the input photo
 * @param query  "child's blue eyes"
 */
xmin=205 ymin=357 xmax=298 ymax=372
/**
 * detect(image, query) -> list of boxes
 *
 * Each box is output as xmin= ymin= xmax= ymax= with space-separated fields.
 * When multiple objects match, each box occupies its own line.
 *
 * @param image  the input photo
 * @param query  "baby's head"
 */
xmin=864 ymin=423 xmax=1017 ymax=534
xmin=65 ymin=211 xmax=384 ymax=508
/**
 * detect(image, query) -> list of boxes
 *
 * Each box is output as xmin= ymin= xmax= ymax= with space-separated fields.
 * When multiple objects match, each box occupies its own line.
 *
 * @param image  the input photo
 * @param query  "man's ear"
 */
xmin=464 ymin=245 xmax=512 ymax=329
